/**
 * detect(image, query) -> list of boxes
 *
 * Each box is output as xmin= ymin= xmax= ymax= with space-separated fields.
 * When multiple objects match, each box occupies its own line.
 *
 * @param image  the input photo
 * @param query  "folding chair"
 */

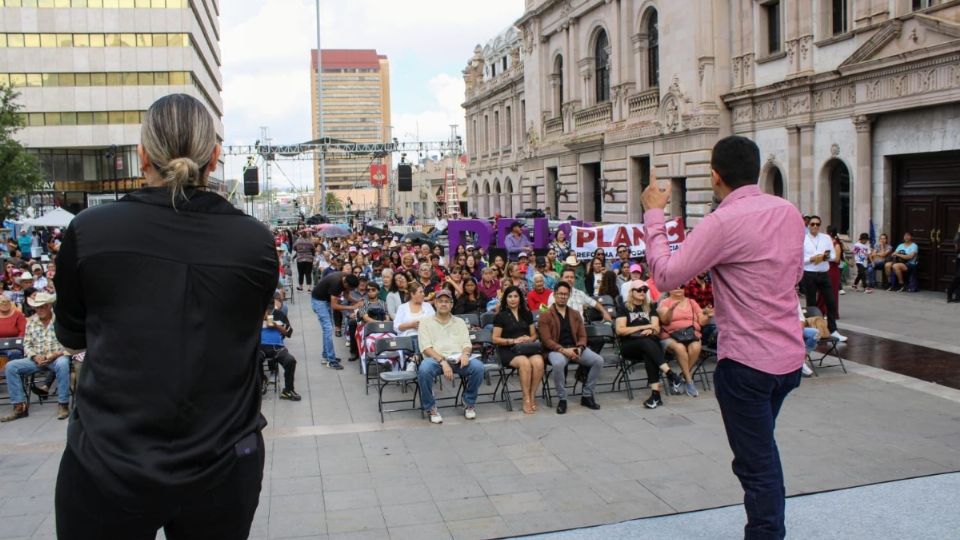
xmin=454 ymin=328 xmax=506 ymax=407
xmin=454 ymin=313 xmax=481 ymax=329
xmin=259 ymin=350 xmax=280 ymax=395
xmin=480 ymin=312 xmax=496 ymax=329
xmin=361 ymin=321 xmax=397 ymax=394
xmin=804 ymin=307 xmax=846 ymax=374
xmin=373 ymin=336 xmax=420 ymax=422
xmin=582 ymin=322 xmax=630 ymax=399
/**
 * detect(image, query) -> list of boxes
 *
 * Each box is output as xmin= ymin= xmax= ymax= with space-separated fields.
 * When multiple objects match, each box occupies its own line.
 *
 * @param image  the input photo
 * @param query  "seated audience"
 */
xmin=1 ymin=293 xmax=70 ymax=422
xmin=527 ymin=273 xmax=553 ymax=312
xmin=885 ymin=232 xmax=918 ymax=291
xmin=258 ymin=305 xmax=300 ymax=401
xmin=492 ymin=286 xmax=545 ymax=414
xmin=615 ymin=280 xmax=682 ymax=409
xmin=539 ymin=281 xmax=603 ymax=414
xmin=657 ymin=287 xmax=710 ymax=398
xmin=416 ymin=289 xmax=485 ymax=424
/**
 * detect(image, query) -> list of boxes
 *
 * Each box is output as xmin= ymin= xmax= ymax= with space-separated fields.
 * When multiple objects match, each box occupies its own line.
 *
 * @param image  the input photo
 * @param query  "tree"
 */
xmin=325 ymin=192 xmax=343 ymax=214
xmin=0 ymin=85 xmax=45 ymax=221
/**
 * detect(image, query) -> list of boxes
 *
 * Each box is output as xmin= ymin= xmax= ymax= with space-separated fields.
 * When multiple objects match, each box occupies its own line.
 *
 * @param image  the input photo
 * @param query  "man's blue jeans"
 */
xmin=714 ymin=359 xmax=801 ymax=540
xmin=5 ymin=355 xmax=71 ymax=405
xmin=311 ymin=299 xmax=337 ymax=362
xmin=417 ymin=358 xmax=484 ymax=412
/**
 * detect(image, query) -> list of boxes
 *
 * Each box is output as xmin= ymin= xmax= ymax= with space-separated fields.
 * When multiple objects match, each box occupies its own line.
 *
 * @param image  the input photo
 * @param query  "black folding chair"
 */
xmin=804 ymin=307 xmax=846 ymax=374
xmin=373 ymin=336 xmax=420 ymax=422
xmin=480 ymin=312 xmax=496 ymax=329
xmin=454 ymin=328 xmax=506 ymax=408
xmin=361 ymin=321 xmax=397 ymax=394
xmin=454 ymin=313 xmax=481 ymax=329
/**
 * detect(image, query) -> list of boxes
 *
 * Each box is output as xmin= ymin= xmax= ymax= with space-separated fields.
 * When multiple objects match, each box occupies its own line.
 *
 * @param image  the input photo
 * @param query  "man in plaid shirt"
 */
xmin=2 ymin=292 xmax=71 ymax=422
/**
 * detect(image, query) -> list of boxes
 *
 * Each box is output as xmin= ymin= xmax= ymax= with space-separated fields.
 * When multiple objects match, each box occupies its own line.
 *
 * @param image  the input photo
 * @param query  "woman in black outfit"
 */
xmin=615 ymin=280 xmax=682 ymax=411
xmin=454 ymin=277 xmax=487 ymax=315
xmin=53 ymin=94 xmax=278 ymax=540
xmin=492 ymin=286 xmax=544 ymax=414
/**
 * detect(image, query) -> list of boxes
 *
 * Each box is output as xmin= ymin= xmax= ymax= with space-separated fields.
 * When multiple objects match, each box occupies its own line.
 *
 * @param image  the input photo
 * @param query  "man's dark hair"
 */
xmin=510 ymin=221 xmax=522 ymax=230
xmin=561 ymin=267 xmax=576 ymax=278
xmin=808 ymin=215 xmax=822 ymax=223
xmin=711 ymin=135 xmax=761 ymax=190
xmin=554 ymin=281 xmax=572 ymax=293
xmin=343 ymin=274 xmax=360 ymax=289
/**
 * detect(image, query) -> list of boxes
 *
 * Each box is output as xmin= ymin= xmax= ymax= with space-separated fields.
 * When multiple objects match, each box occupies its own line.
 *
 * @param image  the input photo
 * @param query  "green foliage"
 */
xmin=0 ymin=85 xmax=45 ymax=220
xmin=325 ymin=192 xmax=343 ymax=213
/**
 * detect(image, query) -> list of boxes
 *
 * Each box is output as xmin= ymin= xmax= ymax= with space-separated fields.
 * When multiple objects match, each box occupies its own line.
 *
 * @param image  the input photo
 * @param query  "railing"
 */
xmin=573 ymin=101 xmax=613 ymax=130
xmin=544 ymin=116 xmax=563 ymax=135
xmin=627 ymin=87 xmax=660 ymax=118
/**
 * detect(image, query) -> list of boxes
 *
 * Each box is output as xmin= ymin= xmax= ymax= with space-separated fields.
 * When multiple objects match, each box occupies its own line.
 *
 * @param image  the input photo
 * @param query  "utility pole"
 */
xmin=260 ymin=126 xmax=272 ymax=223
xmin=315 ymin=0 xmax=327 ymax=217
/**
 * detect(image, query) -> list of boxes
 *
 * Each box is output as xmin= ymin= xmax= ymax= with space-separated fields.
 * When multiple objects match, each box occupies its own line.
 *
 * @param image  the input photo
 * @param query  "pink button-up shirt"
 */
xmin=644 ymin=185 xmax=805 ymax=375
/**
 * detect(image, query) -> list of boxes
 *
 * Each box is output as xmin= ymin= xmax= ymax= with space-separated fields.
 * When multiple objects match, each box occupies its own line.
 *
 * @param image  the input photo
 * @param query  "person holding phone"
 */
xmin=801 ymin=216 xmax=846 ymax=342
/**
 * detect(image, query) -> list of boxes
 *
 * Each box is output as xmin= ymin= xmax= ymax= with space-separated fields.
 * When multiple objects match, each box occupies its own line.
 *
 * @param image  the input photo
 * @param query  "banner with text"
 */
xmin=571 ymin=219 xmax=685 ymax=261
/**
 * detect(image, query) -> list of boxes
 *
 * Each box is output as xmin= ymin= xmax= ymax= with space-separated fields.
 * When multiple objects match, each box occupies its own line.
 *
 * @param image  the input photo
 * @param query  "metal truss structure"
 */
xmin=221 ymin=138 xmax=463 ymax=161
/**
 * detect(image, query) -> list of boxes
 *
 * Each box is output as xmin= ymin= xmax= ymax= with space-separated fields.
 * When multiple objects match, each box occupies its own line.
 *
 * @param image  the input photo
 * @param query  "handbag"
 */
xmin=511 ymin=340 xmax=542 ymax=356
xmin=669 ymin=326 xmax=697 ymax=344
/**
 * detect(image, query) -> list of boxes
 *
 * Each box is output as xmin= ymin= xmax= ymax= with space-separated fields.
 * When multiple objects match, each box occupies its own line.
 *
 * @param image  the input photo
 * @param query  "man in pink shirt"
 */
xmin=642 ymin=135 xmax=804 ymax=540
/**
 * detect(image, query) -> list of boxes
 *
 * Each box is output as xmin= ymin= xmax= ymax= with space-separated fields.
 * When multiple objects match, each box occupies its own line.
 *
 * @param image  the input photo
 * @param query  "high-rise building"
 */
xmin=0 ymin=0 xmax=223 ymax=213
xmin=310 ymin=49 xmax=391 ymax=198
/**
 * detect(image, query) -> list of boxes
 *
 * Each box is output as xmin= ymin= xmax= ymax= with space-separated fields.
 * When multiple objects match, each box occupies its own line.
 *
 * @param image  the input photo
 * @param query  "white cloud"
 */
xmin=220 ymin=0 xmax=523 ymax=189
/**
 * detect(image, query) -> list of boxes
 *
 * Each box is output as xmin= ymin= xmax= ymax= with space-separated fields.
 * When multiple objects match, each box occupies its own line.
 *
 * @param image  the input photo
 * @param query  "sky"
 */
xmin=221 ymin=0 xmax=523 ymax=191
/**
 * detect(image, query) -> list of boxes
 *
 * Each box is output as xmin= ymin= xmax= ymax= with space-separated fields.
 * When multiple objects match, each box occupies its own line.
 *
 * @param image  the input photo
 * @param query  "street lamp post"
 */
xmin=316 ymin=0 xmax=327 ymax=217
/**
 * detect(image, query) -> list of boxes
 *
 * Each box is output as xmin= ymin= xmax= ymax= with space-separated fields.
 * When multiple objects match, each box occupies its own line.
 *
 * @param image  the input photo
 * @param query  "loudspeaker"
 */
xmin=397 ymin=164 xmax=412 ymax=192
xmin=243 ymin=168 xmax=259 ymax=197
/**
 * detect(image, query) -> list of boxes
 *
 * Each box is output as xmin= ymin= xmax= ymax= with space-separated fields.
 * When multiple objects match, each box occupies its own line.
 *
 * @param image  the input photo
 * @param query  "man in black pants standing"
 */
xmin=801 ymin=216 xmax=846 ymax=342
xmin=292 ymin=230 xmax=315 ymax=291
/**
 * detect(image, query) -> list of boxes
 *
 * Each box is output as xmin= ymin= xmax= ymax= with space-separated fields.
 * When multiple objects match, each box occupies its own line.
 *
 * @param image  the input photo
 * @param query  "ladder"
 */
xmin=442 ymin=166 xmax=461 ymax=218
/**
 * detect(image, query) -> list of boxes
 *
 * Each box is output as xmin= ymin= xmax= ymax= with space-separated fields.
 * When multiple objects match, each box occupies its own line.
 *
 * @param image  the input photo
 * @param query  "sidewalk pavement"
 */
xmin=0 ymin=287 xmax=959 ymax=539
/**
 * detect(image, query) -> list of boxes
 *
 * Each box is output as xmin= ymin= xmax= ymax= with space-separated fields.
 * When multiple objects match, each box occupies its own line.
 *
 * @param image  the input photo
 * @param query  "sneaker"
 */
xmin=801 ymin=363 xmax=814 ymax=377
xmin=838 ymin=289 xmax=845 ymax=295
xmin=685 ymin=382 xmax=699 ymax=397
xmin=280 ymin=389 xmax=302 ymax=401
xmin=865 ymin=288 xmax=874 ymax=294
xmin=830 ymin=331 xmax=848 ymax=342
xmin=667 ymin=373 xmax=683 ymax=395
xmin=464 ymin=406 xmax=477 ymax=420
xmin=328 ymin=361 xmax=344 ymax=370
xmin=428 ymin=408 xmax=443 ymax=424
xmin=643 ymin=393 xmax=662 ymax=409
xmin=321 ymin=358 xmax=329 ymax=366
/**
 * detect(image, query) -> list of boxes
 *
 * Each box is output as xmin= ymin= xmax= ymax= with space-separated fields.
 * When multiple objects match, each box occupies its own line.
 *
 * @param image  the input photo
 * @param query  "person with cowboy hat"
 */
xmin=2 ymin=292 xmax=71 ymax=422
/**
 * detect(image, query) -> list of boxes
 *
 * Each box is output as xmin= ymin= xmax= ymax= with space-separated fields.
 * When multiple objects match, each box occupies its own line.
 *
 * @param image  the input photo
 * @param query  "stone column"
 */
xmin=787 ymin=124 xmax=801 ymax=207
xmin=799 ymin=124 xmax=816 ymax=214
xmin=853 ymin=115 xmax=874 ymax=238
xmin=610 ymin=0 xmax=621 ymax=87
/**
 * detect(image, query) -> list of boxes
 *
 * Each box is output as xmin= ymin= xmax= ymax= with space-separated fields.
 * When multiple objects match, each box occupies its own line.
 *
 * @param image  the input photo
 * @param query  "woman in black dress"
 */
xmin=492 ymin=285 xmax=544 ymax=414
xmin=615 ymin=280 xmax=682 ymax=410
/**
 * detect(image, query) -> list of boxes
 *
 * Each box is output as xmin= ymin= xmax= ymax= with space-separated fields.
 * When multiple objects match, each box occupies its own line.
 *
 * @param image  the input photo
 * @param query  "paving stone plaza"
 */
xmin=1 ymin=289 xmax=959 ymax=539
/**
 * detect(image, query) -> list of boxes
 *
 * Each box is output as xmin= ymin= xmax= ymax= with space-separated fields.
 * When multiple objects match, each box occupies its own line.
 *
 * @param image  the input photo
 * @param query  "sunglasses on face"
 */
xmin=632 ymin=287 xmax=649 ymax=293
xmin=809 ymin=222 xmax=821 ymax=227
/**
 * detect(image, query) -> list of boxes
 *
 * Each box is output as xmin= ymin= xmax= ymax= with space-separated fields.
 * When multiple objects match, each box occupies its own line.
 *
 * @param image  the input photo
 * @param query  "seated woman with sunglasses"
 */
xmin=615 ymin=280 xmax=683 ymax=409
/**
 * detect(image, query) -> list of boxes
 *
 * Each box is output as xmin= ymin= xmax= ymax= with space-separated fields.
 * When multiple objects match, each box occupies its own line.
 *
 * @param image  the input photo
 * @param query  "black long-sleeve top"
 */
xmin=54 ymin=187 xmax=278 ymax=509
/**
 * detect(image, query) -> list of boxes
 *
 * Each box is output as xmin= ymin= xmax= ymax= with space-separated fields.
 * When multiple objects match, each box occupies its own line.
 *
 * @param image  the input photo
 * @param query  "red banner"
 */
xmin=370 ymin=163 xmax=387 ymax=187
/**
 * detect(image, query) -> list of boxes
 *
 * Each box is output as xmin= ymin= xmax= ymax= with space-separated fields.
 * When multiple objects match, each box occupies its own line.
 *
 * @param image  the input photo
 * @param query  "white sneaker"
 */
xmin=429 ymin=409 xmax=443 ymax=424
xmin=464 ymin=406 xmax=477 ymax=420
xmin=801 ymin=363 xmax=814 ymax=377
xmin=830 ymin=331 xmax=848 ymax=342
xmin=839 ymin=289 xmax=845 ymax=295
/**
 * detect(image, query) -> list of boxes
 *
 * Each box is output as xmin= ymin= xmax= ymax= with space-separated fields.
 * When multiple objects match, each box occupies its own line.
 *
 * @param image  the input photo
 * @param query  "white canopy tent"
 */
xmin=21 ymin=207 xmax=75 ymax=228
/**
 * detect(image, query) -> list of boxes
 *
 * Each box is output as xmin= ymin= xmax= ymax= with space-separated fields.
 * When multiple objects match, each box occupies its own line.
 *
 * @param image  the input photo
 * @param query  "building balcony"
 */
xmin=573 ymin=102 xmax=612 ymax=131
xmin=544 ymin=116 xmax=563 ymax=136
xmin=627 ymin=87 xmax=659 ymax=119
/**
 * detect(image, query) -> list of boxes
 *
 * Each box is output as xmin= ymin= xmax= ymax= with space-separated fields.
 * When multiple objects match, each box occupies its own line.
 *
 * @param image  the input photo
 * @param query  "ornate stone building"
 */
xmin=464 ymin=0 xmax=959 ymax=291
xmin=463 ymin=26 xmax=528 ymax=217
xmin=724 ymin=0 xmax=960 ymax=292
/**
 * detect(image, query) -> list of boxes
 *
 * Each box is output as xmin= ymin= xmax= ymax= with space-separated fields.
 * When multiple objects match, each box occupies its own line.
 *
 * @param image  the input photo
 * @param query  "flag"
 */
xmin=369 ymin=163 xmax=387 ymax=187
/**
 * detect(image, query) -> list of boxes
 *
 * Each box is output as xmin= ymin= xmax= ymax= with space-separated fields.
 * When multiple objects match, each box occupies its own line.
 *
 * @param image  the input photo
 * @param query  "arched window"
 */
xmin=647 ymin=10 xmax=659 ymax=88
xmin=594 ymin=31 xmax=610 ymax=103
xmin=829 ymin=161 xmax=851 ymax=236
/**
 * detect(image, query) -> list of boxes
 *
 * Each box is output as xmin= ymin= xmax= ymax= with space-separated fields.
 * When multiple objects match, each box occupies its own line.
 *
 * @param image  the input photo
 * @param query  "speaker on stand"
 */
xmin=397 ymin=164 xmax=412 ymax=192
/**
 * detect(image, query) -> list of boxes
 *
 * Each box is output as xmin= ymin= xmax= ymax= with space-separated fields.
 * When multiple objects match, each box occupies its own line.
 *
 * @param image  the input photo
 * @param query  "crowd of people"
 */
xmin=0 ymin=228 xmax=72 ymax=422
xmin=270 ymin=220 xmax=721 ymax=418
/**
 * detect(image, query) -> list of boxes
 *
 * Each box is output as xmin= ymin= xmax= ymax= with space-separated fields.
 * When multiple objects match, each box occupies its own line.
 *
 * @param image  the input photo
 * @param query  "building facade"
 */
xmin=465 ymin=0 xmax=959 ymax=291
xmin=463 ymin=26 xmax=528 ymax=218
xmin=1 ymin=0 xmax=224 ymax=213
xmin=395 ymin=155 xmax=468 ymax=220
xmin=310 ymin=48 xmax=391 ymax=201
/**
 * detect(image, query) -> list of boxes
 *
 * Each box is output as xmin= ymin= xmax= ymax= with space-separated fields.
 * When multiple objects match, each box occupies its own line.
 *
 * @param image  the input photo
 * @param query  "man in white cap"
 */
xmin=1 ymin=292 xmax=71 ymax=422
